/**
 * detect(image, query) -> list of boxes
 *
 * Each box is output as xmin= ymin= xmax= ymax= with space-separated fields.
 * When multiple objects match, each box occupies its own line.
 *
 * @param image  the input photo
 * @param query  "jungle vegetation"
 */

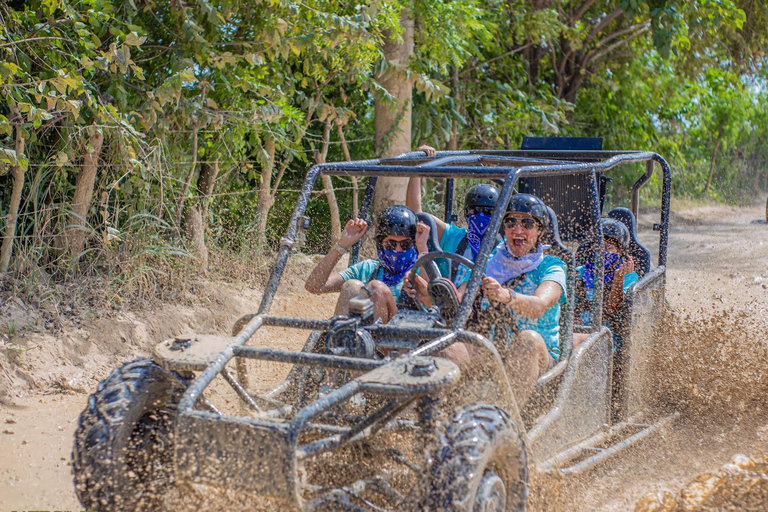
xmin=0 ymin=0 xmax=766 ymax=301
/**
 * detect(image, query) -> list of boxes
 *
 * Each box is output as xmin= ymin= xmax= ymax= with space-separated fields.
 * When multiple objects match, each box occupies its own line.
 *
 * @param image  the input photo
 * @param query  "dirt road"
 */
xmin=1 ymin=202 xmax=767 ymax=511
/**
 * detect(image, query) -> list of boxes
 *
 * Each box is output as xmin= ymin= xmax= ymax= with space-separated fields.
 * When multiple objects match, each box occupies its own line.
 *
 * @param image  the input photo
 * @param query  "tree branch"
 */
xmin=586 ymin=25 xmax=649 ymax=66
xmin=0 ymin=36 xmax=69 ymax=48
xmin=582 ymin=8 xmax=623 ymax=49
xmin=590 ymin=21 xmax=650 ymax=52
xmin=570 ymin=0 xmax=597 ymax=25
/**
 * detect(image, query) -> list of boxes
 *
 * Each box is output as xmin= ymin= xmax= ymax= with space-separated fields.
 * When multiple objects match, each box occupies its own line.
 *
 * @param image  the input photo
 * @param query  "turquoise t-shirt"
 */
xmin=575 ymin=265 xmax=639 ymax=327
xmin=437 ymin=223 xmax=469 ymax=285
xmin=474 ymin=254 xmax=567 ymax=360
xmin=339 ymin=259 xmax=404 ymax=302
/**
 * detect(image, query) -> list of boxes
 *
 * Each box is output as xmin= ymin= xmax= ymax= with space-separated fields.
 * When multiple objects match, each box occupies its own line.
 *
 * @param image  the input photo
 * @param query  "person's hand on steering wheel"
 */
xmin=403 ymin=272 xmax=431 ymax=306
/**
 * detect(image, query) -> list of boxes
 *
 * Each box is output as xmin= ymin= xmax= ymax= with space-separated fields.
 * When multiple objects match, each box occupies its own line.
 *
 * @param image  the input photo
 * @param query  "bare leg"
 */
xmin=367 ymin=280 xmax=397 ymax=323
xmin=505 ymin=329 xmax=551 ymax=406
xmin=334 ymin=279 xmax=365 ymax=316
xmin=572 ymin=332 xmax=589 ymax=350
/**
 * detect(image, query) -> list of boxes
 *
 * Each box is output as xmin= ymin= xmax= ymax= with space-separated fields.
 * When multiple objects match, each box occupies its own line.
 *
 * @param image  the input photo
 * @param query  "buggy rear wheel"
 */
xmin=423 ymin=403 xmax=528 ymax=511
xmin=72 ymin=359 xmax=185 ymax=511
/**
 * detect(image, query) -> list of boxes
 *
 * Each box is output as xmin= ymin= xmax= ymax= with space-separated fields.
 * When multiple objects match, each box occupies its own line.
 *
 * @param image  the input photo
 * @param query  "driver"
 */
xmin=406 ymin=176 xmax=501 ymax=285
xmin=464 ymin=193 xmax=567 ymax=406
xmin=305 ymin=206 xmax=429 ymax=323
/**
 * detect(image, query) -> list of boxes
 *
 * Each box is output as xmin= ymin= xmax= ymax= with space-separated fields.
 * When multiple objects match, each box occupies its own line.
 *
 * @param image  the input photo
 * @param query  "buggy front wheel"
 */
xmin=423 ymin=403 xmax=529 ymax=511
xmin=72 ymin=358 xmax=185 ymax=511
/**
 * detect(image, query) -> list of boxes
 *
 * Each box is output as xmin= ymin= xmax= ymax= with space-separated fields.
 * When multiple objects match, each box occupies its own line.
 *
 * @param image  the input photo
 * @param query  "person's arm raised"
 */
xmin=305 ymin=219 xmax=367 ymax=294
xmin=406 ymin=176 xmax=447 ymax=240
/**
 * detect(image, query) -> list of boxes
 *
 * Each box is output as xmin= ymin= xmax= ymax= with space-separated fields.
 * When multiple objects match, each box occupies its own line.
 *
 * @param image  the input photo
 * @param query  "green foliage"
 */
xmin=0 ymin=0 xmax=766 ymax=303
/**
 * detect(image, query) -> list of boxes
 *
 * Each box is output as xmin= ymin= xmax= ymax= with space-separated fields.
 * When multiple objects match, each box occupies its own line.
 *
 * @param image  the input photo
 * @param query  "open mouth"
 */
xmin=511 ymin=236 xmax=527 ymax=247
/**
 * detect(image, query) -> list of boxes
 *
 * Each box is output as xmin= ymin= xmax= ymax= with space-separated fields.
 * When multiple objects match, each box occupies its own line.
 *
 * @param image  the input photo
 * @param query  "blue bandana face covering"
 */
xmin=466 ymin=213 xmax=492 ymax=258
xmin=377 ymin=246 xmax=417 ymax=286
xmin=583 ymin=252 xmax=622 ymax=289
xmin=485 ymin=241 xmax=549 ymax=284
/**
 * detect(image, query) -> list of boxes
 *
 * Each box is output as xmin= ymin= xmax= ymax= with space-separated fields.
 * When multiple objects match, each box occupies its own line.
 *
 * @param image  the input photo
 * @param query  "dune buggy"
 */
xmin=72 ymin=138 xmax=676 ymax=511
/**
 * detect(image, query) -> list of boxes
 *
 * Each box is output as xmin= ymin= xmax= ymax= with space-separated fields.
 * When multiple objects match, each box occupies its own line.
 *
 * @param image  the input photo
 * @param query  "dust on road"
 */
xmin=1 ymin=202 xmax=767 ymax=511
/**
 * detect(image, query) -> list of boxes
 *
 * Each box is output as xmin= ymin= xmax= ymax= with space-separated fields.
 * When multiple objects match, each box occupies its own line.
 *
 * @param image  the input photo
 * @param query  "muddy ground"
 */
xmin=1 ymin=201 xmax=767 ymax=511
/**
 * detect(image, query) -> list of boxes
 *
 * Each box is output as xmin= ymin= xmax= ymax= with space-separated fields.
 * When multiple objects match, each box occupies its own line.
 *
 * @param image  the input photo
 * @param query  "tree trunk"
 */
xmin=373 ymin=8 xmax=414 ymax=213
xmin=703 ymin=133 xmax=722 ymax=194
xmin=255 ymin=135 xmax=276 ymax=245
xmin=317 ymin=122 xmax=341 ymax=241
xmin=186 ymin=206 xmax=208 ymax=273
xmin=175 ymin=116 xmax=198 ymax=231
xmin=0 ymin=108 xmax=25 ymax=274
xmin=66 ymin=127 xmax=104 ymax=259
xmin=198 ymin=160 xmax=220 ymax=226
xmin=337 ymin=123 xmax=358 ymax=218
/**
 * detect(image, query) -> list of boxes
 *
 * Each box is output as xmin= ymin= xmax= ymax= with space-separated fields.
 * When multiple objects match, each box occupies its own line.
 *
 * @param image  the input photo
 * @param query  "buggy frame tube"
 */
xmin=234 ymin=346 xmax=384 ymax=372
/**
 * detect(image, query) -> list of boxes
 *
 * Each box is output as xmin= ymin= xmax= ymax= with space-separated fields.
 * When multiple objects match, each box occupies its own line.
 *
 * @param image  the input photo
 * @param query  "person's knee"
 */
xmin=334 ymin=279 xmax=366 ymax=315
xmin=367 ymin=280 xmax=392 ymax=300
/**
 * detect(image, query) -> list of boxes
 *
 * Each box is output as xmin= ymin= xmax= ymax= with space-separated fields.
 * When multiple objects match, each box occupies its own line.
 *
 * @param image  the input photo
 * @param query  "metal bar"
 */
xmin=350 ymin=176 xmax=378 ymax=266
xmin=631 ymin=160 xmax=654 ymax=218
xmin=297 ymin=397 xmax=415 ymax=459
xmin=591 ymin=169 xmax=605 ymax=330
xmin=444 ymin=177 xmax=455 ymax=224
xmin=233 ymin=346 xmax=384 ymax=372
xmin=179 ymin=315 xmax=264 ymax=412
xmin=453 ymin=168 xmax=521 ymax=328
xmin=257 ymin=165 xmax=322 ymax=316
xmin=222 ymin=368 xmax=261 ymax=412
xmin=315 ymin=151 xmax=658 ymax=178
xmin=556 ymin=412 xmax=679 ymax=475
xmin=261 ymin=315 xmax=335 ymax=330
xmin=655 ymin=154 xmax=672 ymax=268
xmin=292 ymin=380 xmax=362 ymax=430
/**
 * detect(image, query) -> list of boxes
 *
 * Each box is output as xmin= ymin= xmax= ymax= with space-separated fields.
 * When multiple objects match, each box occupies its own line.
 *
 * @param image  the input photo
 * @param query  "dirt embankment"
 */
xmin=1 ymin=201 xmax=767 ymax=511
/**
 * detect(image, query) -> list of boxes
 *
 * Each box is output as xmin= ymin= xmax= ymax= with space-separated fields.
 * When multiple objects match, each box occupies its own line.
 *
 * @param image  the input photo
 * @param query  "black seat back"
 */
xmin=607 ymin=207 xmax=652 ymax=278
xmin=518 ymin=137 xmax=605 ymax=243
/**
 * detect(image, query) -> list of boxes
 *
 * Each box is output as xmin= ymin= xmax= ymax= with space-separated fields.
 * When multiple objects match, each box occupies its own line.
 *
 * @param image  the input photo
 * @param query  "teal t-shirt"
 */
xmin=475 ymin=254 xmax=567 ymax=360
xmin=437 ymin=223 xmax=470 ymax=285
xmin=575 ymin=265 xmax=639 ymax=327
xmin=339 ymin=259 xmax=404 ymax=301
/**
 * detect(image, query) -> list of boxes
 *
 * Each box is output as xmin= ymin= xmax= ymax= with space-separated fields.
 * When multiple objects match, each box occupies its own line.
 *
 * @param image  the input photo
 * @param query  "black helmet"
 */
xmin=464 ymin=184 xmax=499 ymax=216
xmin=506 ymin=194 xmax=549 ymax=229
xmin=599 ymin=218 xmax=630 ymax=251
xmin=376 ymin=205 xmax=417 ymax=241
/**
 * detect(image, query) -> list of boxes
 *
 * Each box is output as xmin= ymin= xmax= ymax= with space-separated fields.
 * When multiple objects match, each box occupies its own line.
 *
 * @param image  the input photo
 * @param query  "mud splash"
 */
xmin=635 ymin=454 xmax=768 ymax=511
xmin=652 ymin=302 xmax=768 ymax=416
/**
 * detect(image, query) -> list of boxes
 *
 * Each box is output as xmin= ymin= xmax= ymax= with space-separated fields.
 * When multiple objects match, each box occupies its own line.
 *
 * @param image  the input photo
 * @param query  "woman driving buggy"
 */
xmin=404 ymin=193 xmax=567 ymax=406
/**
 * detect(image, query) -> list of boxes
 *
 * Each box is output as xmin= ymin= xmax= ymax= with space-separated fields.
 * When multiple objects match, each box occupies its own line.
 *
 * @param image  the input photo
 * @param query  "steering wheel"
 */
xmin=405 ymin=251 xmax=476 ymax=327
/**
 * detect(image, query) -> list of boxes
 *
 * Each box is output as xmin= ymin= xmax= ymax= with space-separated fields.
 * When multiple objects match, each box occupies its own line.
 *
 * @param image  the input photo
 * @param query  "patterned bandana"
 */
xmin=485 ymin=241 xmax=549 ymax=284
xmin=377 ymin=246 xmax=417 ymax=286
xmin=583 ymin=252 xmax=622 ymax=289
xmin=466 ymin=212 xmax=492 ymax=258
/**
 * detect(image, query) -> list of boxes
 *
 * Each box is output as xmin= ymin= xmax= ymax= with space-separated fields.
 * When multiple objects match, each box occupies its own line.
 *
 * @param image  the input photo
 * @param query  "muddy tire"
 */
xmin=72 ymin=359 xmax=185 ymax=511
xmin=424 ymin=403 xmax=528 ymax=511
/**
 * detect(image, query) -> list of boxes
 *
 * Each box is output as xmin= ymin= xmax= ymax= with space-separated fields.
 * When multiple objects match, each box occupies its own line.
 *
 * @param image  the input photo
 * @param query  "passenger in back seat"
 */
xmin=573 ymin=218 xmax=638 ymax=350
xmin=406 ymin=175 xmax=501 ymax=287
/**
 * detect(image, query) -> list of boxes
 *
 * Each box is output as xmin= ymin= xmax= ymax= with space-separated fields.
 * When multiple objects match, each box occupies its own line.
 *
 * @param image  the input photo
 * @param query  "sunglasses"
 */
xmin=503 ymin=216 xmax=539 ymax=230
xmin=381 ymin=238 xmax=414 ymax=251
xmin=466 ymin=206 xmax=494 ymax=216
